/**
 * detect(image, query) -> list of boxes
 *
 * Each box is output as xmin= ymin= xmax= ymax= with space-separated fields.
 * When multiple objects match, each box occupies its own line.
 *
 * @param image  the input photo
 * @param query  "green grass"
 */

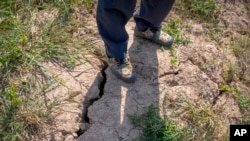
xmin=232 ymin=37 xmax=250 ymax=62
xmin=204 ymin=24 xmax=223 ymax=44
xmin=219 ymin=85 xmax=250 ymax=124
xmin=186 ymin=0 xmax=217 ymax=20
xmin=222 ymin=64 xmax=239 ymax=83
xmin=83 ymin=0 xmax=96 ymax=12
xmin=174 ymin=0 xmax=218 ymax=21
xmin=0 ymin=0 xmax=98 ymax=140
xmin=233 ymin=88 xmax=250 ymax=124
xmin=162 ymin=18 xmax=190 ymax=67
xmin=173 ymin=0 xmax=221 ymax=44
xmin=231 ymin=37 xmax=250 ymax=85
xmin=128 ymin=105 xmax=192 ymax=141
xmin=162 ymin=18 xmax=190 ymax=46
xmin=169 ymin=46 xmax=178 ymax=67
xmin=0 ymin=86 xmax=49 ymax=141
xmin=219 ymin=84 xmax=233 ymax=93
xmin=181 ymin=100 xmax=222 ymax=140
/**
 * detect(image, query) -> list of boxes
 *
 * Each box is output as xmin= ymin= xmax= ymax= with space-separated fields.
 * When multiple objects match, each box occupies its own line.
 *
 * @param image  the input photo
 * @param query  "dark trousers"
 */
xmin=96 ymin=0 xmax=175 ymax=59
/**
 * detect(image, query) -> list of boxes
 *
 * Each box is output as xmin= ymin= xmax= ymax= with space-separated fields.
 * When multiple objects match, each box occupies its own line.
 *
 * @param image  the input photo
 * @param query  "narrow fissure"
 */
xmin=83 ymin=97 xmax=99 ymax=123
xmin=76 ymin=129 xmax=84 ymax=137
xmin=76 ymin=61 xmax=108 ymax=137
xmin=99 ymin=61 xmax=108 ymax=97
xmin=213 ymin=90 xmax=224 ymax=106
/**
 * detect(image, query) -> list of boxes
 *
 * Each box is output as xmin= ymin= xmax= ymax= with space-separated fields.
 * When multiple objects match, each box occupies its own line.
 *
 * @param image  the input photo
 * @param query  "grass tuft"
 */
xmin=219 ymin=85 xmax=250 ymax=124
xmin=231 ymin=37 xmax=250 ymax=86
xmin=174 ymin=0 xmax=218 ymax=21
xmin=233 ymin=88 xmax=250 ymax=124
xmin=162 ymin=18 xmax=190 ymax=67
xmin=163 ymin=18 xmax=190 ymax=46
xmin=128 ymin=105 xmax=192 ymax=141
xmin=181 ymin=100 xmax=221 ymax=140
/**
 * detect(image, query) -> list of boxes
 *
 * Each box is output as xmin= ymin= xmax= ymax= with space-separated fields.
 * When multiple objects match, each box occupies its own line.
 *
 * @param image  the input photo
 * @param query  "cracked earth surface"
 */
xmin=37 ymin=1 xmax=250 ymax=140
xmin=77 ymin=22 xmax=242 ymax=141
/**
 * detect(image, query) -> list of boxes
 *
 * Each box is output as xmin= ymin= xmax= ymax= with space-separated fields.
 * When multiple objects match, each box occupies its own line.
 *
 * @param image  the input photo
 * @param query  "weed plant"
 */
xmin=231 ymin=37 xmax=250 ymax=85
xmin=174 ymin=0 xmax=218 ymax=21
xmin=173 ymin=0 xmax=221 ymax=44
xmin=182 ymin=100 xmax=221 ymax=140
xmin=162 ymin=18 xmax=190 ymax=67
xmin=162 ymin=18 xmax=190 ymax=46
xmin=219 ymin=84 xmax=250 ymax=124
xmin=128 ymin=105 xmax=192 ymax=141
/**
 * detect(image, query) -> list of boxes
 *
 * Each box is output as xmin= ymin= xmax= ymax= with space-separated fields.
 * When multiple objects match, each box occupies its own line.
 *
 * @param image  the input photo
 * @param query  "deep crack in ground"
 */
xmin=99 ymin=61 xmax=108 ymax=97
xmin=76 ymin=61 xmax=108 ymax=137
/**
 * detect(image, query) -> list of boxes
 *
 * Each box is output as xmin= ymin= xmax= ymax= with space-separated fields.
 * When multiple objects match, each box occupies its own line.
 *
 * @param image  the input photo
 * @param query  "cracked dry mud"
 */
xmin=42 ymin=23 xmax=247 ymax=141
xmin=77 ymin=22 xmax=242 ymax=141
xmin=38 ymin=1 xmax=250 ymax=140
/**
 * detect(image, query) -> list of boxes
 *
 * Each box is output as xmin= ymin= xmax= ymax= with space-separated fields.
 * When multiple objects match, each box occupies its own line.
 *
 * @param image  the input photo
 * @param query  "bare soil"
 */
xmin=36 ymin=0 xmax=250 ymax=141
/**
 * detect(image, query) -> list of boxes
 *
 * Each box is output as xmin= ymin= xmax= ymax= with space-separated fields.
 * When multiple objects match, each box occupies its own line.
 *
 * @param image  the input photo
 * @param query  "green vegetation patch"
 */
xmin=174 ymin=0 xmax=218 ymax=21
xmin=182 ymin=100 xmax=222 ymax=140
xmin=232 ymin=37 xmax=250 ymax=63
xmin=219 ymin=84 xmax=250 ymax=124
xmin=128 ymin=105 xmax=192 ymax=141
xmin=231 ymin=37 xmax=250 ymax=85
xmin=0 ymin=0 xmax=98 ymax=140
xmin=162 ymin=18 xmax=190 ymax=67
xmin=162 ymin=18 xmax=190 ymax=46
xmin=185 ymin=0 xmax=217 ymax=20
xmin=0 ymin=86 xmax=48 ymax=141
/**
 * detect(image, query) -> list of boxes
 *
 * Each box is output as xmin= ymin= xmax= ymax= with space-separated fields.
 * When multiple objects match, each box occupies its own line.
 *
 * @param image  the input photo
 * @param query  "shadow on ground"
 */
xmin=77 ymin=23 xmax=171 ymax=140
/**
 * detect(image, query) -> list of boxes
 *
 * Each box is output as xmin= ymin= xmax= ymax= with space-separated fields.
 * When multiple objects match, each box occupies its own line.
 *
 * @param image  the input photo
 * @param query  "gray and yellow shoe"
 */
xmin=108 ymin=58 xmax=137 ymax=83
xmin=134 ymin=26 xmax=173 ymax=47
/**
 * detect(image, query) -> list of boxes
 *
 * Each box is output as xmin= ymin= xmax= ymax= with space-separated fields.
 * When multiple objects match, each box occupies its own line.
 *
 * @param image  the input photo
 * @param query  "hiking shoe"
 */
xmin=108 ymin=58 xmax=137 ymax=83
xmin=134 ymin=26 xmax=173 ymax=47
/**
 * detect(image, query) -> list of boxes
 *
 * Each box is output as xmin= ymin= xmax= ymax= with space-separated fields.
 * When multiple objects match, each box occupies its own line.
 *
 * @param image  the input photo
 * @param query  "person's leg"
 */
xmin=134 ymin=0 xmax=175 ymax=31
xmin=96 ymin=0 xmax=136 ymax=59
xmin=96 ymin=0 xmax=137 ymax=83
xmin=134 ymin=0 xmax=175 ymax=46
